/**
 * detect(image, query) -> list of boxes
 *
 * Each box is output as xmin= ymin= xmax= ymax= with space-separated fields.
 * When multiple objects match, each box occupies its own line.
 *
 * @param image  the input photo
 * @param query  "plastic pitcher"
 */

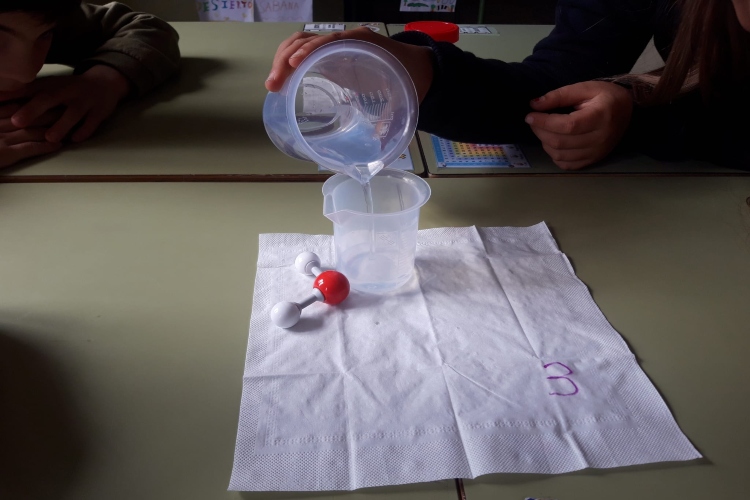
xmin=263 ymin=40 xmax=418 ymax=185
xmin=323 ymin=169 xmax=431 ymax=293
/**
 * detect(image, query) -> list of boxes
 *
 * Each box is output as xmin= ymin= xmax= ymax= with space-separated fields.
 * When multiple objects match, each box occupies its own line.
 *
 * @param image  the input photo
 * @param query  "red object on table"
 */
xmin=314 ymin=270 xmax=350 ymax=305
xmin=404 ymin=21 xmax=459 ymax=43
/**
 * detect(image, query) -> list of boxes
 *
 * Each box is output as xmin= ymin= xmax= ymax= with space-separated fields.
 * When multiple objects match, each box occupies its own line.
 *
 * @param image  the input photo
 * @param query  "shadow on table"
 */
xmin=464 ymin=456 xmax=709 ymax=487
xmin=238 ymin=478 xmax=456 ymax=499
xmin=123 ymin=57 xmax=226 ymax=112
xmin=119 ymin=55 xmax=228 ymax=113
xmin=93 ymin=54 xmax=263 ymax=150
xmin=68 ymin=55 xmax=267 ymax=151
xmin=0 ymin=328 xmax=88 ymax=500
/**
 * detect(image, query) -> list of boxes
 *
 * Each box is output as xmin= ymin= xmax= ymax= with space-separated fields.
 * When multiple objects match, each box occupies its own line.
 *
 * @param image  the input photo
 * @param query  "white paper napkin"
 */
xmin=229 ymin=223 xmax=700 ymax=491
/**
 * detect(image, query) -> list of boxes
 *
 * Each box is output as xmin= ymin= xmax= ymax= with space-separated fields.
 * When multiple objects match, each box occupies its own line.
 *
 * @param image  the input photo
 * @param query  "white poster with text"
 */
xmin=255 ymin=0 xmax=313 ymax=22
xmin=196 ymin=1 xmax=254 ymax=22
xmin=400 ymin=0 xmax=456 ymax=12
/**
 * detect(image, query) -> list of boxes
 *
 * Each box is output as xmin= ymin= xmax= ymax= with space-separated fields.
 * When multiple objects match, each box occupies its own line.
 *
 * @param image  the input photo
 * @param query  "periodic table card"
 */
xmin=431 ymin=135 xmax=530 ymax=168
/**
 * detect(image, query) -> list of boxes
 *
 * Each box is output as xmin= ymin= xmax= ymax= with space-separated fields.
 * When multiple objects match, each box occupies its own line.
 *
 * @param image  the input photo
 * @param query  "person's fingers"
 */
xmin=0 ymin=107 xmax=63 ymax=132
xmin=552 ymin=159 xmax=590 ymax=170
xmin=71 ymin=108 xmax=108 ymax=142
xmin=273 ymin=31 xmax=318 ymax=60
xmin=267 ymin=42 xmax=312 ymax=91
xmin=2 ymin=127 xmax=50 ymax=145
xmin=0 ymin=119 xmax=15 ymax=133
xmin=266 ymin=27 xmax=374 ymax=92
xmin=530 ymin=126 xmax=600 ymax=150
xmin=2 ymin=141 xmax=62 ymax=167
xmin=271 ymin=32 xmax=318 ymax=72
xmin=280 ymin=36 xmax=322 ymax=66
xmin=0 ymin=87 xmax=32 ymax=104
xmin=45 ymin=104 xmax=88 ymax=143
xmin=0 ymin=102 xmax=22 ymax=119
xmin=286 ymin=36 xmax=327 ymax=65
xmin=541 ymin=143 xmax=597 ymax=170
xmin=266 ymin=32 xmax=320 ymax=91
xmin=525 ymin=106 xmax=601 ymax=135
xmin=289 ymin=27 xmax=373 ymax=67
xmin=529 ymin=82 xmax=599 ymax=111
xmin=267 ymin=35 xmax=335 ymax=90
xmin=11 ymin=90 xmax=65 ymax=128
xmin=29 ymin=106 xmax=65 ymax=128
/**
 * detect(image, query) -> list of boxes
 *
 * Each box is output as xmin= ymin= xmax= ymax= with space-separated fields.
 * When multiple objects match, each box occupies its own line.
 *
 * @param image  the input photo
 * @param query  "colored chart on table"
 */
xmin=431 ymin=135 xmax=530 ymax=168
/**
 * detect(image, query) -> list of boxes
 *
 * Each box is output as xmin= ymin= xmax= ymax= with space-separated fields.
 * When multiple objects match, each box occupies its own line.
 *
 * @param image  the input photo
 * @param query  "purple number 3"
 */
xmin=543 ymin=361 xmax=579 ymax=396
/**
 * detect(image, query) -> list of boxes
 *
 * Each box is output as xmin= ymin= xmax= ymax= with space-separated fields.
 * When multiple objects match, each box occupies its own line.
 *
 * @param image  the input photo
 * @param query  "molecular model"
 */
xmin=270 ymin=252 xmax=350 ymax=328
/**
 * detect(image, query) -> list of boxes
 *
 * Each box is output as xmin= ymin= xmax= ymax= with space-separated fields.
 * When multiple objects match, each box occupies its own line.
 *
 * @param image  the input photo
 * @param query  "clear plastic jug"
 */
xmin=323 ymin=169 xmax=431 ymax=293
xmin=263 ymin=40 xmax=418 ymax=185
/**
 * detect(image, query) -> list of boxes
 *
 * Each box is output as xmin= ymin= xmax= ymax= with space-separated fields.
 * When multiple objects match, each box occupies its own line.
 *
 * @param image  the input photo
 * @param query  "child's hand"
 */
xmin=0 ymin=130 xmax=62 ymax=168
xmin=0 ymin=101 xmax=62 ymax=168
xmin=525 ymin=81 xmax=633 ymax=170
xmin=6 ymin=65 xmax=131 ymax=144
xmin=266 ymin=27 xmax=434 ymax=102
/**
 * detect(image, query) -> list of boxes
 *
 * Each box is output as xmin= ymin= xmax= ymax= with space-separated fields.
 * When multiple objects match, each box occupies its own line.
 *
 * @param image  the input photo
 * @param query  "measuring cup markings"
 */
xmin=394 ymin=183 xmax=411 ymax=276
xmin=395 ymin=182 xmax=405 ymax=268
xmin=376 ymin=232 xmax=395 ymax=246
xmin=357 ymin=88 xmax=392 ymax=119
xmin=301 ymin=78 xmax=341 ymax=113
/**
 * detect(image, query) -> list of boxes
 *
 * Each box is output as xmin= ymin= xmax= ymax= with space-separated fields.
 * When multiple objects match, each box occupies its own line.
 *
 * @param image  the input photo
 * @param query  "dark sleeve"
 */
xmin=47 ymin=2 xmax=181 ymax=96
xmin=626 ymin=93 xmax=750 ymax=171
xmin=392 ymin=0 xmax=657 ymax=144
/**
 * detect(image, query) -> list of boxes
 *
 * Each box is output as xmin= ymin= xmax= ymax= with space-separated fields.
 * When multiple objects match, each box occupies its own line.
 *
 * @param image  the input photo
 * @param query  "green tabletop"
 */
xmin=2 ymin=22 xmax=424 ymax=182
xmin=1 ymin=177 xmax=748 ymax=499
xmin=387 ymin=24 xmax=744 ymax=177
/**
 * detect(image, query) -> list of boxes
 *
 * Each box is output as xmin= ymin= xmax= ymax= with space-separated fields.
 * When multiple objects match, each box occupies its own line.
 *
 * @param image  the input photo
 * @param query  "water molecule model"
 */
xmin=270 ymin=252 xmax=350 ymax=328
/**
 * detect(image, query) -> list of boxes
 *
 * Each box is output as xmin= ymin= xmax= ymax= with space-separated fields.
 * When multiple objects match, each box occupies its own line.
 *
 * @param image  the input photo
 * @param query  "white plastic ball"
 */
xmin=270 ymin=301 xmax=301 ymax=328
xmin=294 ymin=251 xmax=321 ymax=276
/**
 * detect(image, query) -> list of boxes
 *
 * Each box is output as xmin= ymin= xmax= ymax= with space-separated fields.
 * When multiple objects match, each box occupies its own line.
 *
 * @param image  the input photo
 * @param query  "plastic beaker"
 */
xmin=322 ymin=169 xmax=431 ymax=293
xmin=263 ymin=40 xmax=418 ymax=185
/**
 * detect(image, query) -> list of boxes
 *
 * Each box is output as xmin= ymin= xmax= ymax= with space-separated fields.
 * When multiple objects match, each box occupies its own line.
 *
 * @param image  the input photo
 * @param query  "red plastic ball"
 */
xmin=313 ymin=270 xmax=350 ymax=305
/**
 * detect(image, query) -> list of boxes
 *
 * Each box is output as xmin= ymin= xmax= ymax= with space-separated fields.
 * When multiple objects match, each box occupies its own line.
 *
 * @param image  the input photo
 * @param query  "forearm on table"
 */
xmin=392 ymin=31 xmax=552 ymax=144
xmin=48 ymin=2 xmax=181 ymax=96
